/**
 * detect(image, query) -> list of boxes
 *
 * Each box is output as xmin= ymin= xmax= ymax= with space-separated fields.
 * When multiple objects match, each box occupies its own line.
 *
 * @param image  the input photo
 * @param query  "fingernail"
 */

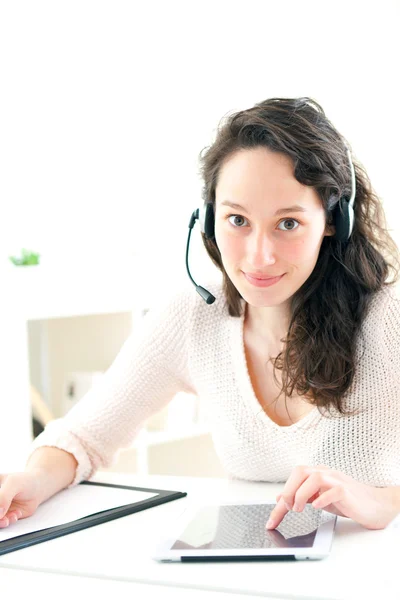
xmin=0 ymin=508 xmax=5 ymax=519
xmin=284 ymin=502 xmax=291 ymax=511
xmin=266 ymin=519 xmax=274 ymax=528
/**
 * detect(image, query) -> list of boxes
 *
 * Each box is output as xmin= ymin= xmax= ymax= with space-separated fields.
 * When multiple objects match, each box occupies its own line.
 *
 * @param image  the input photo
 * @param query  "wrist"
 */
xmin=25 ymin=466 xmax=61 ymax=504
xmin=383 ymin=486 xmax=400 ymax=518
xmin=25 ymin=447 xmax=78 ymax=504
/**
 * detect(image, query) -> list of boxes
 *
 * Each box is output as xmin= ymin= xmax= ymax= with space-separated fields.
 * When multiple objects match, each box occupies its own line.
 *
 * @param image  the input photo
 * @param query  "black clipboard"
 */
xmin=0 ymin=480 xmax=187 ymax=556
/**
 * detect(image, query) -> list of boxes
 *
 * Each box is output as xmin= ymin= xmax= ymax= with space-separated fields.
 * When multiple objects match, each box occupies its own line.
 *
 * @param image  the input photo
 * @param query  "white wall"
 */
xmin=1 ymin=0 xmax=399 ymax=289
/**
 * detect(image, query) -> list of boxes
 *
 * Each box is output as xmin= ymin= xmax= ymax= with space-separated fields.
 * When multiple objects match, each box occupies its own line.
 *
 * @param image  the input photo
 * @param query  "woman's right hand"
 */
xmin=0 ymin=471 xmax=44 ymax=528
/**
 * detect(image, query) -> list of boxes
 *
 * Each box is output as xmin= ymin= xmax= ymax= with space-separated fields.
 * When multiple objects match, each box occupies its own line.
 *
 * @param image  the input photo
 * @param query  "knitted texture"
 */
xmin=31 ymin=281 xmax=400 ymax=487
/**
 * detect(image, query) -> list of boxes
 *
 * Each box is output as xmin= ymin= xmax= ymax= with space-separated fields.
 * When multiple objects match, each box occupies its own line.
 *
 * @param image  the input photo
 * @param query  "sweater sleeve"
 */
xmin=382 ymin=285 xmax=400 ymax=386
xmin=29 ymin=286 xmax=196 ymax=485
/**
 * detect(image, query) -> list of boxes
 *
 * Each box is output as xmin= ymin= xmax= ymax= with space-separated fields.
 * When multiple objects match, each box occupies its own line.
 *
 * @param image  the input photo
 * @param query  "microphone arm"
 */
xmin=186 ymin=209 xmax=216 ymax=305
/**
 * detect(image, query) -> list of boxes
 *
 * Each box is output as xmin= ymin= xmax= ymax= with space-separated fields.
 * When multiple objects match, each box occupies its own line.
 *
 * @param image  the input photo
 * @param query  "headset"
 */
xmin=186 ymin=148 xmax=356 ymax=305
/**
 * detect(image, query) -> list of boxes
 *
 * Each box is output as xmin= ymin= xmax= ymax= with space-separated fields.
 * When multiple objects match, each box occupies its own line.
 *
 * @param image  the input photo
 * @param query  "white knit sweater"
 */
xmin=31 ymin=280 xmax=400 ymax=488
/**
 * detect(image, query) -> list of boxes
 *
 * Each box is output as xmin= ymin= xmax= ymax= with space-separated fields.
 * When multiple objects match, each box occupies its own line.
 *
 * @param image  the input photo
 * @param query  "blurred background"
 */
xmin=1 ymin=0 xmax=399 ymax=474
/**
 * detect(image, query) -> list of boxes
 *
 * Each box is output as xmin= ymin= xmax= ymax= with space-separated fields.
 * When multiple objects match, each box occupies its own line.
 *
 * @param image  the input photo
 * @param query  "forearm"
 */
xmin=25 ymin=447 xmax=78 ymax=505
xmin=384 ymin=485 xmax=400 ymax=517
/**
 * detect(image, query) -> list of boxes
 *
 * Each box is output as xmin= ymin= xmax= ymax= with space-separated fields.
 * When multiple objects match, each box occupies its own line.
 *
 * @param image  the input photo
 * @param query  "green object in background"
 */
xmin=9 ymin=248 xmax=40 ymax=266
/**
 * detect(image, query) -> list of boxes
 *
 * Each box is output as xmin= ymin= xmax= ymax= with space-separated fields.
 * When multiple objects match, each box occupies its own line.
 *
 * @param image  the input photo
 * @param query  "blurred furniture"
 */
xmin=30 ymin=384 xmax=54 ymax=428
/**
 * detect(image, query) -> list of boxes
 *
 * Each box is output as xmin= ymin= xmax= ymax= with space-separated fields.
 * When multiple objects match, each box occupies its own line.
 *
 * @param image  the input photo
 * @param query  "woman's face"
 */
xmin=214 ymin=147 xmax=334 ymax=308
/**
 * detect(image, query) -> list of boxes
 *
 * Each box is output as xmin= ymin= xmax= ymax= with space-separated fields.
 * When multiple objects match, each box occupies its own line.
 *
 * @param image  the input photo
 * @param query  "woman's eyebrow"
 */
xmin=220 ymin=200 xmax=308 ymax=216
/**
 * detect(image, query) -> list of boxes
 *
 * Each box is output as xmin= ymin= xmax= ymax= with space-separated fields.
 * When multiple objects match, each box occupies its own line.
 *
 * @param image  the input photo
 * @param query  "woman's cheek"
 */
xmin=216 ymin=229 xmax=240 ymax=259
xmin=279 ymin=238 xmax=307 ymax=262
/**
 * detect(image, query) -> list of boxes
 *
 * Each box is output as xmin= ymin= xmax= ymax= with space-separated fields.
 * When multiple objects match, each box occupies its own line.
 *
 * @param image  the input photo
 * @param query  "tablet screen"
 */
xmin=171 ymin=503 xmax=335 ymax=550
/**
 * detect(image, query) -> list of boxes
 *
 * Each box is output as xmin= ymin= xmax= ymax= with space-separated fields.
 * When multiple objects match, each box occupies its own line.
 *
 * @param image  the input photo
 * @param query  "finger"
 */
xmin=281 ymin=465 xmax=332 ymax=510
xmin=312 ymin=486 xmax=346 ymax=510
xmin=0 ymin=479 xmax=18 ymax=519
xmin=291 ymin=472 xmax=331 ymax=512
xmin=266 ymin=497 xmax=289 ymax=529
xmin=0 ymin=508 xmax=22 ymax=528
xmin=7 ymin=509 xmax=22 ymax=521
xmin=6 ymin=513 xmax=18 ymax=524
xmin=280 ymin=466 xmax=313 ymax=509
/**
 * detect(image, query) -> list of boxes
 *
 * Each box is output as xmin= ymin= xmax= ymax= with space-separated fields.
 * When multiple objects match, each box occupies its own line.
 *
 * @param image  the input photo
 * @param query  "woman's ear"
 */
xmin=324 ymin=223 xmax=336 ymax=237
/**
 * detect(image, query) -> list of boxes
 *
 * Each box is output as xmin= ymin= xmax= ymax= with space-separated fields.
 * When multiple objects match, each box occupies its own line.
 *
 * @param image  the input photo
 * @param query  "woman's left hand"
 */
xmin=266 ymin=465 xmax=399 ymax=531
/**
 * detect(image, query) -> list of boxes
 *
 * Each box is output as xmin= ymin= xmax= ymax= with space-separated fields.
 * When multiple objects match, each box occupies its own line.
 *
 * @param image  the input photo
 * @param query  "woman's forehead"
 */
xmin=215 ymin=150 xmax=322 ymax=214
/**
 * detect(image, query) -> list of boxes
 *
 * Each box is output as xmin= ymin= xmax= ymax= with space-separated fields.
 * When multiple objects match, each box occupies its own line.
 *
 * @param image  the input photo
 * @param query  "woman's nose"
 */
xmin=248 ymin=231 xmax=276 ymax=266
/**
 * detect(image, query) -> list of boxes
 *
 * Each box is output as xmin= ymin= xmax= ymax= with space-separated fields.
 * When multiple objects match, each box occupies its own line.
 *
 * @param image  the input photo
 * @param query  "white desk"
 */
xmin=1 ymin=473 xmax=399 ymax=600
xmin=0 ymin=567 xmax=277 ymax=600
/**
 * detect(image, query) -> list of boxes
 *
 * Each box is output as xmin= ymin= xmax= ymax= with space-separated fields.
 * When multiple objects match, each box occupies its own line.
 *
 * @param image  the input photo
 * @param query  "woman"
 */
xmin=1 ymin=97 xmax=399 ymax=531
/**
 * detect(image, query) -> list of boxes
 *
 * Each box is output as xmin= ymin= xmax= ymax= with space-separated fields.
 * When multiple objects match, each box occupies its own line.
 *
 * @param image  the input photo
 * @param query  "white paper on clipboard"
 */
xmin=0 ymin=484 xmax=156 ymax=542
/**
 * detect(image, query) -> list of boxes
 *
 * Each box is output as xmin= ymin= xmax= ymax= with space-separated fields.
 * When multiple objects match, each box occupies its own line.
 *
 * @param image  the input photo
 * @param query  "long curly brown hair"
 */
xmin=198 ymin=97 xmax=400 ymax=417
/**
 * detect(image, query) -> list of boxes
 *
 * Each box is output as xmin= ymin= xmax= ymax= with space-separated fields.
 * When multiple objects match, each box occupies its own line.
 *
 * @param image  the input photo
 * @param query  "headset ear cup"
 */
xmin=203 ymin=203 xmax=215 ymax=240
xmin=333 ymin=198 xmax=353 ymax=242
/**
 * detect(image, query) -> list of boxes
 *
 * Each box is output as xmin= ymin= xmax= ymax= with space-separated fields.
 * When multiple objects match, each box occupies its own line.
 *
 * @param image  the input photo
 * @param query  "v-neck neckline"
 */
xmin=230 ymin=300 xmax=321 ymax=432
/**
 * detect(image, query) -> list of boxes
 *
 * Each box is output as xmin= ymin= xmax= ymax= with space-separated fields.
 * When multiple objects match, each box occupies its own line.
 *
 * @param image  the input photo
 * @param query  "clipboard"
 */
xmin=0 ymin=480 xmax=186 ymax=556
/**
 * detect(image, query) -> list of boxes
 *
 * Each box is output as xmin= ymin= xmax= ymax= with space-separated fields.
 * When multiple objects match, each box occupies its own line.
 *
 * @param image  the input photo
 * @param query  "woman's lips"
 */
xmin=243 ymin=272 xmax=285 ymax=288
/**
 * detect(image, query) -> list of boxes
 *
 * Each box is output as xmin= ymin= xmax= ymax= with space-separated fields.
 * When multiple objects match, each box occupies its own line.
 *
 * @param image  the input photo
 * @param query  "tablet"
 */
xmin=153 ymin=500 xmax=337 ymax=561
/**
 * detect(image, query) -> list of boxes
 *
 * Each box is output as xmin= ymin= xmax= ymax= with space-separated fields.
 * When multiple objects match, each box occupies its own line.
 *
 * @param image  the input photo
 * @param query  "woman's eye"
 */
xmin=228 ymin=215 xmax=248 ymax=227
xmin=277 ymin=218 xmax=299 ymax=231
